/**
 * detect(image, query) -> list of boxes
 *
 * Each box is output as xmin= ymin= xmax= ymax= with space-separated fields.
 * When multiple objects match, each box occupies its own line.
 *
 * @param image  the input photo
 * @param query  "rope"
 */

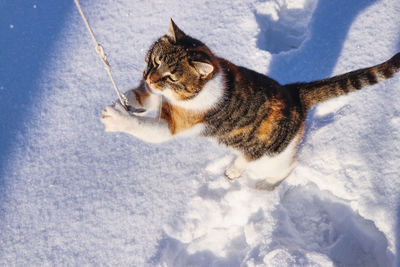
xmin=73 ymin=0 xmax=128 ymax=109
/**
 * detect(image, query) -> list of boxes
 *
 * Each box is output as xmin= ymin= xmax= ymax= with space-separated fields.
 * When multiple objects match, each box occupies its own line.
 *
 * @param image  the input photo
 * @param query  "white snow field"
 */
xmin=1 ymin=0 xmax=400 ymax=266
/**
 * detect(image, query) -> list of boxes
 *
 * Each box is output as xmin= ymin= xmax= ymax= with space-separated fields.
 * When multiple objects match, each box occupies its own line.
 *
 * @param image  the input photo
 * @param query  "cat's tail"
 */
xmin=286 ymin=52 xmax=400 ymax=112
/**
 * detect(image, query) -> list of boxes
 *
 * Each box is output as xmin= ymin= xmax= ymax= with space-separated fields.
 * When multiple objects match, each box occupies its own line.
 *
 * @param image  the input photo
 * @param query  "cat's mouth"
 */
xmin=145 ymin=82 xmax=162 ymax=95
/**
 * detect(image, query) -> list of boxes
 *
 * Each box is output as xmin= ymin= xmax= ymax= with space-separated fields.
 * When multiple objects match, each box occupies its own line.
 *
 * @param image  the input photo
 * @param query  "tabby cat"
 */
xmin=101 ymin=19 xmax=400 ymax=190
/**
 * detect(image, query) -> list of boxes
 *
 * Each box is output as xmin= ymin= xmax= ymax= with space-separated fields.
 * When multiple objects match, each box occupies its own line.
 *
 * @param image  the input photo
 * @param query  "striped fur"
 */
xmin=102 ymin=19 xmax=400 ymax=188
xmin=289 ymin=53 xmax=400 ymax=112
xmin=202 ymin=58 xmax=304 ymax=160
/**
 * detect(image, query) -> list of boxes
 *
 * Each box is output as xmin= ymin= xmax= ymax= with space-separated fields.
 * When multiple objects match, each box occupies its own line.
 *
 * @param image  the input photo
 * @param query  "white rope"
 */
xmin=73 ymin=0 xmax=128 ymax=109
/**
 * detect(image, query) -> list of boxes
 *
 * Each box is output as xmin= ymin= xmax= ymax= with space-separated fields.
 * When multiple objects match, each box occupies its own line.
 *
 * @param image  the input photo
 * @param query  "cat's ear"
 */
xmin=192 ymin=61 xmax=214 ymax=77
xmin=167 ymin=19 xmax=185 ymax=42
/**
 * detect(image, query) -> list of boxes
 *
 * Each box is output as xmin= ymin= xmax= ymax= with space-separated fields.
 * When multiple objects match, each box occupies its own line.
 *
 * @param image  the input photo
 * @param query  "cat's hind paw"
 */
xmin=255 ymin=179 xmax=284 ymax=191
xmin=255 ymin=180 xmax=277 ymax=191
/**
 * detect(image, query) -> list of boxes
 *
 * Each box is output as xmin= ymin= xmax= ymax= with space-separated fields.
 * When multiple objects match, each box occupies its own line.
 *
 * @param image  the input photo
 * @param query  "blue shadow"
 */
xmin=265 ymin=0 xmax=376 ymax=84
xmin=0 ymin=1 xmax=72 ymax=189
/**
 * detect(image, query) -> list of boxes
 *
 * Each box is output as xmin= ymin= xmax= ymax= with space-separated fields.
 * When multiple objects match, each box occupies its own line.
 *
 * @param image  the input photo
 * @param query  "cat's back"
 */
xmin=219 ymin=58 xmax=280 ymax=95
xmin=203 ymin=59 xmax=304 ymax=159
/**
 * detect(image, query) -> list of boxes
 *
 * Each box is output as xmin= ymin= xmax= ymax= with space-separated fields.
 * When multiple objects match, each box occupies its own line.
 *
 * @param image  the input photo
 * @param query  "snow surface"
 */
xmin=1 ymin=0 xmax=400 ymax=266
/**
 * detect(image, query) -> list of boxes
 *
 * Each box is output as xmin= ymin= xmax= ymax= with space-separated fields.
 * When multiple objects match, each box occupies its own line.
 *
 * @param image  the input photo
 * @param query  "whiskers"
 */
xmin=158 ymin=95 xmax=163 ymax=122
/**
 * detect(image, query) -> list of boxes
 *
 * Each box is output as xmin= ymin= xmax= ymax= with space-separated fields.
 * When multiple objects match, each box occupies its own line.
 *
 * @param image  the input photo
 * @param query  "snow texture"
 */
xmin=1 ymin=0 xmax=400 ymax=266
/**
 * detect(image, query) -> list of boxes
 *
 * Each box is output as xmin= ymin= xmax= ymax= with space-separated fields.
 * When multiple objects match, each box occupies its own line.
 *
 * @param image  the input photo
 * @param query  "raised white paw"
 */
xmin=100 ymin=102 xmax=131 ymax=132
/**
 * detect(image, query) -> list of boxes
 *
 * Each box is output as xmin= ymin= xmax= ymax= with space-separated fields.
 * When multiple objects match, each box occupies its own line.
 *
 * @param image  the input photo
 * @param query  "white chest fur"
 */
xmin=162 ymin=72 xmax=225 ymax=111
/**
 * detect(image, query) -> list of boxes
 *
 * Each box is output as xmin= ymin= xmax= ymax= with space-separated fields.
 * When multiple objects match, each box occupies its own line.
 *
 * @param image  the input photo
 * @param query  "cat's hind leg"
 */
xmin=248 ymin=133 xmax=300 ymax=190
xmin=255 ymin=161 xmax=296 ymax=191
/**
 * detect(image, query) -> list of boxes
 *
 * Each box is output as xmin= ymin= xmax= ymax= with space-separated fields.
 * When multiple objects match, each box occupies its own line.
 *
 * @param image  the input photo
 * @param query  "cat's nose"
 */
xmin=149 ymin=73 xmax=162 ymax=83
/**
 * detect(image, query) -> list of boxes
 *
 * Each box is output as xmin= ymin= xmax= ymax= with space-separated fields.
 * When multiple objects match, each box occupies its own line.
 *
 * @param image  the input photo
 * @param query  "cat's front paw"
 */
xmin=225 ymin=165 xmax=244 ymax=180
xmin=101 ymin=102 xmax=131 ymax=132
xmin=225 ymin=157 xmax=247 ymax=180
xmin=123 ymin=90 xmax=146 ymax=114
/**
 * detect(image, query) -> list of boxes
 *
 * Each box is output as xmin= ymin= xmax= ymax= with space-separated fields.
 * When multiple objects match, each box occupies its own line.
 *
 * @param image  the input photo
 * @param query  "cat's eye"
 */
xmin=168 ymin=74 xmax=178 ymax=82
xmin=154 ymin=56 xmax=161 ymax=66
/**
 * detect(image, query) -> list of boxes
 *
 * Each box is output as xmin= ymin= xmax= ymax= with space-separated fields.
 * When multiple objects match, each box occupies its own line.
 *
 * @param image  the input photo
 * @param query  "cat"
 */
xmin=101 ymin=19 xmax=400 ymax=190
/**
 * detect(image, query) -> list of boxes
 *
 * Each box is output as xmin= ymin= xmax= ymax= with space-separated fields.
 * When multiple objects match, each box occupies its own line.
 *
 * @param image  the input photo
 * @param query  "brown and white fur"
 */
xmin=101 ymin=19 xmax=400 ymax=190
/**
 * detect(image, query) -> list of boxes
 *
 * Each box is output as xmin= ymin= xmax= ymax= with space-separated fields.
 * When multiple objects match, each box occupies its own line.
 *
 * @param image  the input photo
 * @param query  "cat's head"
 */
xmin=143 ymin=19 xmax=219 ymax=101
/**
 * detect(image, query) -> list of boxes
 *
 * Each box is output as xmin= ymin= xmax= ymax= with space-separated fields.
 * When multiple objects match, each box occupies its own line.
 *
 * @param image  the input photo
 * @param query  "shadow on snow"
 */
xmin=0 ymin=1 xmax=73 ymax=206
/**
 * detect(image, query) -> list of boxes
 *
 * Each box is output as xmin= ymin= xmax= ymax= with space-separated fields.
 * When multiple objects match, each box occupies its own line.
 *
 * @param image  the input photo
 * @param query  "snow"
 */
xmin=1 ymin=0 xmax=400 ymax=266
